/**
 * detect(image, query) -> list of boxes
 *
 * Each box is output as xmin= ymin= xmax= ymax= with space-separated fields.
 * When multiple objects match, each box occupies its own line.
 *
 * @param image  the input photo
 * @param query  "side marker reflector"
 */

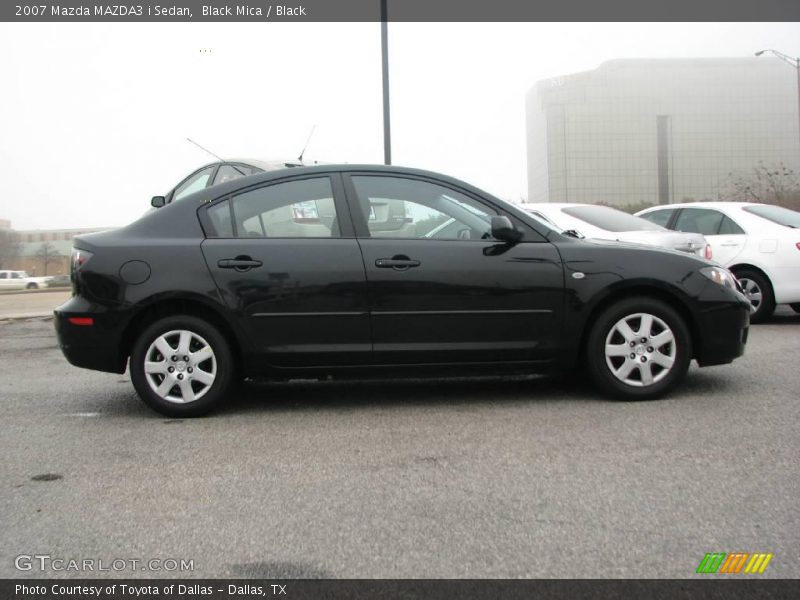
xmin=68 ymin=317 xmax=94 ymax=326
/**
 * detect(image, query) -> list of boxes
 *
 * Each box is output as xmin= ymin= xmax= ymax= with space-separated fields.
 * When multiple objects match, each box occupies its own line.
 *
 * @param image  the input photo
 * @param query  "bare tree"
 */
xmin=719 ymin=162 xmax=800 ymax=210
xmin=0 ymin=229 xmax=19 ymax=269
xmin=34 ymin=242 xmax=63 ymax=276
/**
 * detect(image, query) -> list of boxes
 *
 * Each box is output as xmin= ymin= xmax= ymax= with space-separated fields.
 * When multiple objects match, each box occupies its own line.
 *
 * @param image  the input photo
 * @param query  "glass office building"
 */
xmin=526 ymin=58 xmax=800 ymax=207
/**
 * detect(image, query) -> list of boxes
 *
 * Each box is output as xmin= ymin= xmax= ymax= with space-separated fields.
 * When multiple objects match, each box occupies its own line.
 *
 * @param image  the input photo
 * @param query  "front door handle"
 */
xmin=375 ymin=256 xmax=421 ymax=270
xmin=218 ymin=256 xmax=263 ymax=271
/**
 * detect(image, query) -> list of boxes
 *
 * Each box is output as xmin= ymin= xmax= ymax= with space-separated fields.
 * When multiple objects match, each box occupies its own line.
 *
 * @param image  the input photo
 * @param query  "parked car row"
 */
xmin=523 ymin=203 xmax=712 ymax=259
xmin=520 ymin=201 xmax=800 ymax=323
xmin=0 ymin=270 xmax=54 ymax=290
xmin=636 ymin=202 xmax=800 ymax=323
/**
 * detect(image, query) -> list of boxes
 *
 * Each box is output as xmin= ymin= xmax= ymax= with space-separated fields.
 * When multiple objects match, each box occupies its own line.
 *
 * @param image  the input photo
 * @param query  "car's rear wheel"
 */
xmin=790 ymin=303 xmax=800 ymax=314
xmin=735 ymin=269 xmax=774 ymax=324
xmin=26 ymin=282 xmax=38 ymax=290
xmin=586 ymin=297 xmax=691 ymax=400
xmin=130 ymin=315 xmax=234 ymax=417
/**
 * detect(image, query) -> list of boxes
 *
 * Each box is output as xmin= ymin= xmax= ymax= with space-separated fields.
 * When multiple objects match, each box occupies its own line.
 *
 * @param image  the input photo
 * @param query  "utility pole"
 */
xmin=381 ymin=0 xmax=391 ymax=165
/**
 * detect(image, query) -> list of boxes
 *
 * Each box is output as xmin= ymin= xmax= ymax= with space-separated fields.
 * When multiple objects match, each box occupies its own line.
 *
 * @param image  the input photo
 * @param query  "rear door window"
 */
xmin=231 ymin=177 xmax=340 ymax=238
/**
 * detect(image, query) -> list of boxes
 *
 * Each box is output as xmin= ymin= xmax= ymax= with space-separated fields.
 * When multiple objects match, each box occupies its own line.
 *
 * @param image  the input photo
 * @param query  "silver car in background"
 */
xmin=523 ymin=203 xmax=712 ymax=259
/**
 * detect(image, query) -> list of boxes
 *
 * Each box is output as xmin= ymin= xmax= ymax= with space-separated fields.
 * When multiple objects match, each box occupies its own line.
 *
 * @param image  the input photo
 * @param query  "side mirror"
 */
xmin=491 ymin=215 xmax=522 ymax=244
xmin=151 ymin=196 xmax=166 ymax=208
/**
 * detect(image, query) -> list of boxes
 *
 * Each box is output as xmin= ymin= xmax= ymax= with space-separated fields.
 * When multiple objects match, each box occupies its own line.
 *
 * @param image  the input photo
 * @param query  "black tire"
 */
xmin=129 ymin=315 xmax=235 ymax=417
xmin=26 ymin=282 xmax=38 ymax=290
xmin=790 ymin=303 xmax=800 ymax=314
xmin=586 ymin=297 xmax=692 ymax=401
xmin=734 ymin=269 xmax=775 ymax=324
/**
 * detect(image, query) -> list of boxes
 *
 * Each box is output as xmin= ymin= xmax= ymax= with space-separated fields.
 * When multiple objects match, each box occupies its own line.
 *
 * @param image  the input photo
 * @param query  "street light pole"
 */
xmin=755 ymin=49 xmax=800 ymax=164
xmin=381 ymin=0 xmax=392 ymax=165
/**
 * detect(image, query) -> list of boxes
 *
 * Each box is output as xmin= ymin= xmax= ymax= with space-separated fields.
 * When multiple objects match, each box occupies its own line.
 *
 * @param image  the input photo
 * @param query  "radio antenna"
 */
xmin=297 ymin=125 xmax=316 ymax=163
xmin=186 ymin=138 xmax=225 ymax=162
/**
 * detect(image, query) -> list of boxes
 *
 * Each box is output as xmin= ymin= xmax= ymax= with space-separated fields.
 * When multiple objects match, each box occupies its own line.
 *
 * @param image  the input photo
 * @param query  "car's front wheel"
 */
xmin=129 ymin=315 xmax=235 ymax=417
xmin=790 ymin=303 xmax=800 ymax=314
xmin=586 ymin=297 xmax=691 ymax=400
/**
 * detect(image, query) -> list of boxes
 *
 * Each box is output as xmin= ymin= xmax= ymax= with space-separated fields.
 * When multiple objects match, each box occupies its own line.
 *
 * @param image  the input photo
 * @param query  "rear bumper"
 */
xmin=771 ymin=265 xmax=800 ymax=305
xmin=694 ymin=299 xmax=750 ymax=367
xmin=54 ymin=297 xmax=128 ymax=374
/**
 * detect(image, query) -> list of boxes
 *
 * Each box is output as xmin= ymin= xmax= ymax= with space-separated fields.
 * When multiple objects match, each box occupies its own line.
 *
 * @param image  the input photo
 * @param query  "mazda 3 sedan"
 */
xmin=55 ymin=165 xmax=750 ymax=416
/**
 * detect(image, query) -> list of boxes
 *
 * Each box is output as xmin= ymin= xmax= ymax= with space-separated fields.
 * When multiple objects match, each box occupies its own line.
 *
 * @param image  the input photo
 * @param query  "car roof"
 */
xmin=524 ymin=203 xmax=629 ymax=211
xmin=196 ymin=158 xmax=297 ymax=171
xmin=188 ymin=163 xmax=507 ymax=197
xmin=640 ymin=201 xmax=762 ymax=212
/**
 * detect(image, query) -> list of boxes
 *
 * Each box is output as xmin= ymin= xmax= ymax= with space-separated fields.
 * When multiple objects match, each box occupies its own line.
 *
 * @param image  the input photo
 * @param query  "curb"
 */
xmin=0 ymin=289 xmax=71 ymax=296
xmin=0 ymin=313 xmax=53 ymax=322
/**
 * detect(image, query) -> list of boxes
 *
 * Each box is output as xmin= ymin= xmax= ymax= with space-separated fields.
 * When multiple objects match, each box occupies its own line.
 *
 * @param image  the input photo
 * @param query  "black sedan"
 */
xmin=55 ymin=165 xmax=750 ymax=416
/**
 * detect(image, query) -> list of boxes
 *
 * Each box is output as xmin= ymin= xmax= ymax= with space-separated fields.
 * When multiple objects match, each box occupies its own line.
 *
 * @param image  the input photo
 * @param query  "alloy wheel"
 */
xmin=604 ymin=312 xmax=676 ymax=387
xmin=143 ymin=329 xmax=217 ymax=403
xmin=738 ymin=277 xmax=762 ymax=315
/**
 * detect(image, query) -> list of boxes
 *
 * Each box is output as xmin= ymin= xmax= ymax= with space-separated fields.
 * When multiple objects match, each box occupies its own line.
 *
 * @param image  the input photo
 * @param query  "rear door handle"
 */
xmin=375 ymin=257 xmax=421 ymax=270
xmin=218 ymin=257 xmax=263 ymax=270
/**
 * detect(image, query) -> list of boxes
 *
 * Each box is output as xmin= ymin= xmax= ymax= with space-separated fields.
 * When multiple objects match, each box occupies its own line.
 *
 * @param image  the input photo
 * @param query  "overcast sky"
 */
xmin=0 ymin=21 xmax=798 ymax=230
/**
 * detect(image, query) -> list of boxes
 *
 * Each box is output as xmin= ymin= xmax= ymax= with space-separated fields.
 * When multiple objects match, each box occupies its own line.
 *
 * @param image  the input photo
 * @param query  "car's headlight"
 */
xmin=700 ymin=266 xmax=738 ymax=291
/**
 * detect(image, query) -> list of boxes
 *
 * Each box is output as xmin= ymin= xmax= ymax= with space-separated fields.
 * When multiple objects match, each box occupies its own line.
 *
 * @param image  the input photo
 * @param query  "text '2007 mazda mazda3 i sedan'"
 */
xmin=54 ymin=165 xmax=750 ymax=417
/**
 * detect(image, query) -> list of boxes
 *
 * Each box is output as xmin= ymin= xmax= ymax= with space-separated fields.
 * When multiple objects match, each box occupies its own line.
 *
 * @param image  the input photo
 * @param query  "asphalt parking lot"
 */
xmin=0 ymin=310 xmax=798 ymax=579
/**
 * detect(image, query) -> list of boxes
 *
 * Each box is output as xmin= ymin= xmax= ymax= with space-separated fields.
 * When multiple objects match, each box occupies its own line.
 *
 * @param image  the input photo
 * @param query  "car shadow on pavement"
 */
xmin=87 ymin=368 xmax=740 ymax=419
xmin=211 ymin=372 xmax=707 ymax=416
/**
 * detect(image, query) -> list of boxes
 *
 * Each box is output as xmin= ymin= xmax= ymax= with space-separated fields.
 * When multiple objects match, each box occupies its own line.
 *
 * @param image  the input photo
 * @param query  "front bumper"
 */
xmin=54 ymin=296 xmax=128 ymax=374
xmin=694 ymin=298 xmax=750 ymax=367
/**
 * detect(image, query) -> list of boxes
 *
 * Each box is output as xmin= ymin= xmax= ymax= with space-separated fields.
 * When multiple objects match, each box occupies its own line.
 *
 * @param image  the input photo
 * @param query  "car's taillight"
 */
xmin=71 ymin=249 xmax=93 ymax=274
xmin=796 ymin=242 xmax=800 ymax=251
xmin=705 ymin=245 xmax=713 ymax=260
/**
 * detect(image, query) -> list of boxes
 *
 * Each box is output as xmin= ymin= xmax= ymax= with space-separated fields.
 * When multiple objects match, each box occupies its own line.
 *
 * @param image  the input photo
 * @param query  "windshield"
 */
xmin=742 ymin=205 xmax=800 ymax=228
xmin=561 ymin=205 xmax=665 ymax=232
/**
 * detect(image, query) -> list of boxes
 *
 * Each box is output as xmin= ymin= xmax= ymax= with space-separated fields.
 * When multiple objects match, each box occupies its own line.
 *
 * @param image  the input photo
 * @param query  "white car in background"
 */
xmin=636 ymin=202 xmax=800 ymax=322
xmin=0 ymin=270 xmax=51 ymax=290
xmin=523 ymin=203 xmax=712 ymax=259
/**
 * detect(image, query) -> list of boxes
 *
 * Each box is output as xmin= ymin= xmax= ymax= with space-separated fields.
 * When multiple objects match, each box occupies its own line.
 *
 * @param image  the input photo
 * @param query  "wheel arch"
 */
xmin=120 ymin=294 xmax=245 ymax=369
xmin=577 ymin=284 xmax=701 ymax=365
xmin=728 ymin=263 xmax=774 ymax=296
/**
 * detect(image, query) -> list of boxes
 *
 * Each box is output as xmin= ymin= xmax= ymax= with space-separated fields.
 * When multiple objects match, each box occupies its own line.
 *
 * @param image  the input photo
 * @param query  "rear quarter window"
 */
xmin=742 ymin=205 xmax=800 ymax=228
xmin=207 ymin=200 xmax=234 ymax=237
